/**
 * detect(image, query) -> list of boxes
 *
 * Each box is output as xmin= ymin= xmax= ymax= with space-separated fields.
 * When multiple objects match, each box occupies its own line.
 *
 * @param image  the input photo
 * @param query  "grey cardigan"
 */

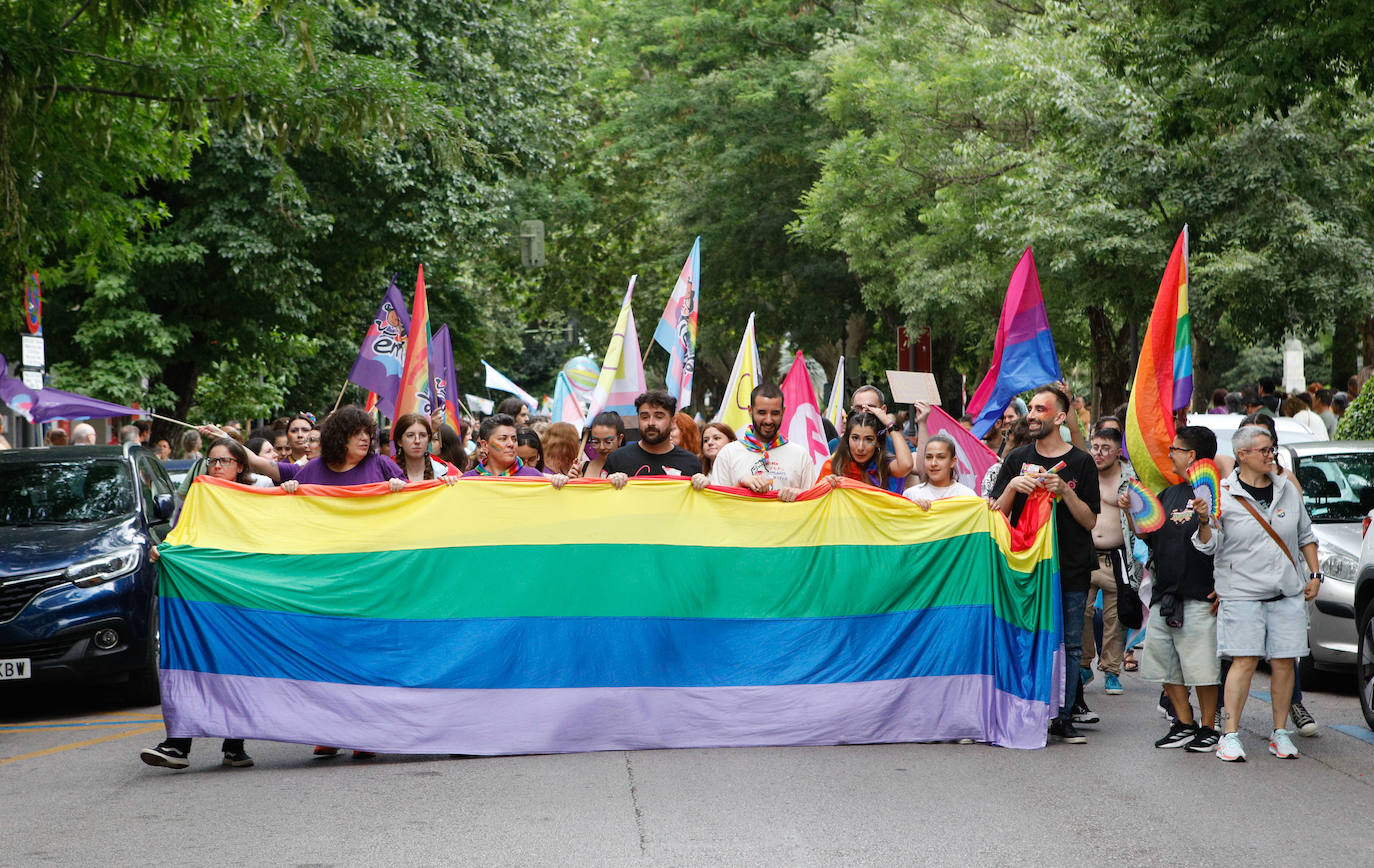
xmin=1191 ymin=470 xmax=1316 ymax=601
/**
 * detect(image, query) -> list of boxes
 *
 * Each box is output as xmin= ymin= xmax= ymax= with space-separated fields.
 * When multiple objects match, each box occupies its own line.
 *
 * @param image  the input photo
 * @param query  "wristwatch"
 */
xmin=1309 ymin=571 xmax=1324 ymax=584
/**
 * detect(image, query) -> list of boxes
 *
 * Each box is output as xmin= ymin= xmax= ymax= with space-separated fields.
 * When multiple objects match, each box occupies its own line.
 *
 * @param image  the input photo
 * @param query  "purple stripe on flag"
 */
xmin=162 ymin=669 xmax=1054 ymax=753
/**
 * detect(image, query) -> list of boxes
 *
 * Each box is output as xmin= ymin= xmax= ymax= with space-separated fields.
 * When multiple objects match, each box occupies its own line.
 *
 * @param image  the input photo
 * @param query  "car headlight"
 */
xmin=1319 ymin=551 xmax=1358 ymax=583
xmin=66 ymin=546 xmax=143 ymax=588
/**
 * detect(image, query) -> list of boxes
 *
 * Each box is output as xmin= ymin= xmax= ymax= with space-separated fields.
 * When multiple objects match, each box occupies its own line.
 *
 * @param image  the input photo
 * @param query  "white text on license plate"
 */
xmin=0 ymin=658 xmax=31 ymax=680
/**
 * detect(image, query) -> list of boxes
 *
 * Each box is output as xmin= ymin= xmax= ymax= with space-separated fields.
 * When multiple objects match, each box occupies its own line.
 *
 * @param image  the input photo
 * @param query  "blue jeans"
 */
xmin=1061 ymin=590 xmax=1088 ymax=718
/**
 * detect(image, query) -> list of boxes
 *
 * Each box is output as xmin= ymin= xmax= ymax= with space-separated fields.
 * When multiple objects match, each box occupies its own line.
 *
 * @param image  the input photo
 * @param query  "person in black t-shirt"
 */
xmin=991 ymin=384 xmax=1100 ymax=744
xmin=1135 ymin=425 xmax=1220 ymax=752
xmin=604 ymin=390 xmax=703 ymax=486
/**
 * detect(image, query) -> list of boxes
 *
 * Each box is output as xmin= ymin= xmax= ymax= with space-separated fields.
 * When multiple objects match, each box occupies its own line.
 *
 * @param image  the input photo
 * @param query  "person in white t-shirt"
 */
xmin=696 ymin=383 xmax=814 ymax=501
xmin=904 ymin=433 xmax=977 ymax=509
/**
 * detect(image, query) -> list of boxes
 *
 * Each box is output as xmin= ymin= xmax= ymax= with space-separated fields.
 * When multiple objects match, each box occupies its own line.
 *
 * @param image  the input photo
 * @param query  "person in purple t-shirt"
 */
xmin=228 ymin=405 xmax=406 ymax=493
xmin=461 ymin=414 xmax=561 ymax=481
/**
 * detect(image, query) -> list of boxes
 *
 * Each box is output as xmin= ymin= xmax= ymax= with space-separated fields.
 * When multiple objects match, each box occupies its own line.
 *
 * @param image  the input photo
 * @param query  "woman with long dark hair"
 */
xmin=393 ymin=413 xmax=456 ymax=482
xmin=817 ymin=411 xmax=912 ymax=493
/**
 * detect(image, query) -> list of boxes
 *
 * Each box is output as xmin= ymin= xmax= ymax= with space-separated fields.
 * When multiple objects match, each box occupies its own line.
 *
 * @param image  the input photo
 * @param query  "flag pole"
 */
xmin=145 ymin=412 xmax=199 ymax=431
xmin=331 ymin=379 xmax=349 ymax=414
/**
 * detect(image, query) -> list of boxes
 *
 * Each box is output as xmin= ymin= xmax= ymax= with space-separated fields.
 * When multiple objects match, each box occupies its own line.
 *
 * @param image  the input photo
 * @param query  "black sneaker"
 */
xmin=1071 ymin=699 xmax=1100 ymax=725
xmin=1185 ymin=726 xmax=1220 ymax=752
xmin=1049 ymin=717 xmax=1087 ymax=744
xmin=1155 ymin=721 xmax=1197 ymax=749
xmin=1290 ymin=702 xmax=1318 ymax=737
xmin=140 ymin=743 xmax=190 ymax=769
xmin=222 ymin=749 xmax=255 ymax=768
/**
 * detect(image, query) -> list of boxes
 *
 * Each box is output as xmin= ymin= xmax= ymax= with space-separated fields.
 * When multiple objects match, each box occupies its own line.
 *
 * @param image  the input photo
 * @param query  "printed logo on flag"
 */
xmin=368 ymin=301 xmax=408 ymax=375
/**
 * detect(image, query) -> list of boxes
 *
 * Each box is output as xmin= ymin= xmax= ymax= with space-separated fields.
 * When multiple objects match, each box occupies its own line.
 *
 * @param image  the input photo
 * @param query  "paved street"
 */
xmin=3 ymin=668 xmax=1372 ymax=867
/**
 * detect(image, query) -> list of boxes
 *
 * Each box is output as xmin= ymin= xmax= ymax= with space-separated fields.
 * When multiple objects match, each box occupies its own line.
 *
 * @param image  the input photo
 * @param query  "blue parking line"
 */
xmin=0 ymin=719 xmax=162 ymax=732
xmin=1330 ymin=725 xmax=1374 ymax=746
xmin=1249 ymin=690 xmax=1271 ymax=703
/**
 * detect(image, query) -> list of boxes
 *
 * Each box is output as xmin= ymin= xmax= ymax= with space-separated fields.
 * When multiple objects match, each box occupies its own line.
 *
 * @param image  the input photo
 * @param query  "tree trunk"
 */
xmin=152 ymin=358 xmax=199 ymax=448
xmin=1086 ymin=305 xmax=1130 ymax=417
xmin=1332 ymin=312 xmax=1360 ymax=390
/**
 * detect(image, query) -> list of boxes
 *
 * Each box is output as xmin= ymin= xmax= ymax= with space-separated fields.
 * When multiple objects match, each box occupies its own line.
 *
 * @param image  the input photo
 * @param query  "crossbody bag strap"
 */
xmin=1233 ymin=492 xmax=1298 ymax=568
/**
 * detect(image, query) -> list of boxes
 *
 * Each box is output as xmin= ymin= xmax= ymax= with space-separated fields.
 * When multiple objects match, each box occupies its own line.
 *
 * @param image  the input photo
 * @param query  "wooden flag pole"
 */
xmin=331 ymin=379 xmax=349 ymax=414
xmin=146 ymin=412 xmax=199 ymax=431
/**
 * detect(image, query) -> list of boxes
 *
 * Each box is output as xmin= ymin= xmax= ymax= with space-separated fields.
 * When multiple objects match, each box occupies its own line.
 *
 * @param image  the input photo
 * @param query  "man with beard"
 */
xmin=991 ymin=384 xmax=1100 ymax=744
xmin=604 ymin=390 xmax=703 ymax=484
xmin=704 ymin=383 xmax=814 ymax=502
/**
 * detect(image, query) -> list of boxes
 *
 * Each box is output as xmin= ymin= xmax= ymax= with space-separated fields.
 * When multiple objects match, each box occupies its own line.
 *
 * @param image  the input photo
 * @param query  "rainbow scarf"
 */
xmin=740 ymin=426 xmax=787 ymax=464
xmin=157 ymin=479 xmax=1063 ymax=752
xmin=473 ymin=457 xmax=525 ymax=477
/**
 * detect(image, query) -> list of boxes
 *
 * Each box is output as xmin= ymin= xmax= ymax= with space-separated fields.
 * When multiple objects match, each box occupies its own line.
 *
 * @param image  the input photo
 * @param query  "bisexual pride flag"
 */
xmin=157 ymin=478 xmax=1063 ymax=753
xmin=346 ymin=279 xmax=411 ymax=421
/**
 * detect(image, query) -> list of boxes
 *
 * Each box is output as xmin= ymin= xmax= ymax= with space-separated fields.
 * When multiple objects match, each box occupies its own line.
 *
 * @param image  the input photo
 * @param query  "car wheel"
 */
xmin=122 ymin=596 xmax=160 ymax=707
xmin=1359 ymin=597 xmax=1374 ymax=730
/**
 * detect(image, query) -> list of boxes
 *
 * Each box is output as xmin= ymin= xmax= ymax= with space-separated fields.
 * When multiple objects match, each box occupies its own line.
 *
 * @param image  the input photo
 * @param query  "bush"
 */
xmin=1335 ymin=387 xmax=1374 ymax=439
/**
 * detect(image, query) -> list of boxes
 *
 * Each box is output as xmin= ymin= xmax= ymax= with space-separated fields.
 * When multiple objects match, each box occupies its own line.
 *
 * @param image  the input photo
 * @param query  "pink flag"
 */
xmin=780 ymin=351 xmax=831 ymax=469
xmin=926 ymin=404 xmax=999 ymax=493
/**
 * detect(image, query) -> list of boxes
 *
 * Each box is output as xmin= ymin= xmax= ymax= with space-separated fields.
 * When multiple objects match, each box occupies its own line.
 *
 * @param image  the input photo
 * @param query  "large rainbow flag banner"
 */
xmin=157 ymin=479 xmax=1062 ymax=752
xmin=1126 ymin=226 xmax=1192 ymax=492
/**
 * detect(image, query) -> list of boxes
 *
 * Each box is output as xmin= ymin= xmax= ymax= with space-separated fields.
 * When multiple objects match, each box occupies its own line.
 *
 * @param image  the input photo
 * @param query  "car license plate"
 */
xmin=0 ymin=658 xmax=32 ymax=680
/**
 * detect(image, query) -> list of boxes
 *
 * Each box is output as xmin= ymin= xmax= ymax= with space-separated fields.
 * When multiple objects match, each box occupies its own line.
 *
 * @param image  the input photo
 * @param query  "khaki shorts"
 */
xmin=1140 ymin=599 xmax=1221 ymax=687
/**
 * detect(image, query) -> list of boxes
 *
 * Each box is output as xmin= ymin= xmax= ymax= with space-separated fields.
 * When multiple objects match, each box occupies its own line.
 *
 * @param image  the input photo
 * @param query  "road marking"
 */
xmin=0 ymin=723 xmax=162 ymax=766
xmin=1250 ymin=690 xmax=1272 ymax=702
xmin=1330 ymin=724 xmax=1374 ymax=746
xmin=0 ymin=718 xmax=163 ymax=732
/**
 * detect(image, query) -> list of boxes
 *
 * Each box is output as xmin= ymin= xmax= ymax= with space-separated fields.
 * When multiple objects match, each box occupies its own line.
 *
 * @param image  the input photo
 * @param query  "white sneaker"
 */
xmin=1215 ymin=731 xmax=1246 ymax=762
xmin=1268 ymin=728 xmax=1299 ymax=759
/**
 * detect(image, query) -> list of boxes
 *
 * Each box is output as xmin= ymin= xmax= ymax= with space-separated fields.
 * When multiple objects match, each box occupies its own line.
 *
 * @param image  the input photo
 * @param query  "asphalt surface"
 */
xmin=3 ymin=667 xmax=1372 ymax=867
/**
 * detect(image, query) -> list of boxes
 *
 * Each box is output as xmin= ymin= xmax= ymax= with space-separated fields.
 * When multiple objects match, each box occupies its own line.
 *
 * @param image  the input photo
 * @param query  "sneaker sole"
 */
xmin=1268 ymin=746 xmax=1299 ymax=759
xmin=1105 ymin=688 xmax=1123 ymax=695
xmin=1073 ymin=716 xmax=1100 ymax=726
xmin=1155 ymin=738 xmax=1195 ymax=749
xmin=1216 ymin=750 xmax=1246 ymax=762
xmin=140 ymin=749 xmax=189 ymax=770
xmin=1296 ymin=725 xmax=1319 ymax=737
xmin=1186 ymin=743 xmax=1219 ymax=753
xmin=222 ymin=757 xmax=255 ymax=768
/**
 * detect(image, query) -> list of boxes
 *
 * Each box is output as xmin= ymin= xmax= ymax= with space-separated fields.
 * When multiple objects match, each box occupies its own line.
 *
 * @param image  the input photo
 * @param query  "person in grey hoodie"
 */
xmin=1192 ymin=425 xmax=1321 ymax=763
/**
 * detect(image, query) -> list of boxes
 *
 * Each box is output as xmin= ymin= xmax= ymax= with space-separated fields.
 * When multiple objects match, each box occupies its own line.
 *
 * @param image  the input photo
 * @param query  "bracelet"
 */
xmin=1309 ymin=572 xmax=1323 ymax=583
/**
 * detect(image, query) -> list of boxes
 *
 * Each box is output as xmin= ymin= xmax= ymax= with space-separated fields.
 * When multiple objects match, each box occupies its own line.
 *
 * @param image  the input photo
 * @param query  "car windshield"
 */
xmin=0 ymin=459 xmax=135 ymax=525
xmin=1296 ymin=452 xmax=1374 ymax=522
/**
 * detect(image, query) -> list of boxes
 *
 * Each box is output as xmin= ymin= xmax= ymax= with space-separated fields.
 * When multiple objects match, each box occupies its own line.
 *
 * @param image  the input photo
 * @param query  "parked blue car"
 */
xmin=0 ymin=444 xmax=176 ymax=704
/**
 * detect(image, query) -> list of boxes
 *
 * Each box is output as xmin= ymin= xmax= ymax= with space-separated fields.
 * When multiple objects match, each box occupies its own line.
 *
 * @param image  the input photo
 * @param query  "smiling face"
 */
xmin=924 ymin=440 xmax=957 ymax=486
xmin=702 ymin=427 xmax=730 ymax=459
xmin=1025 ymin=391 xmax=1067 ymax=441
xmin=749 ymin=396 xmax=784 ymax=442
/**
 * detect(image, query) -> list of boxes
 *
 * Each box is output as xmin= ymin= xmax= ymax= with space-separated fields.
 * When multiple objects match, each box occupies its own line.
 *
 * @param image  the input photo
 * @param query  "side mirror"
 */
xmin=153 ymin=493 xmax=175 ymax=521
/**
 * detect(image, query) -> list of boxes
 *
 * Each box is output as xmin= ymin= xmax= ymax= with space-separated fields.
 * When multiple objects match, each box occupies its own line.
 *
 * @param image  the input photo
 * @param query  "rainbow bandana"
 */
xmin=740 ymin=426 xmax=787 ymax=464
xmin=474 ymin=457 xmax=525 ymax=477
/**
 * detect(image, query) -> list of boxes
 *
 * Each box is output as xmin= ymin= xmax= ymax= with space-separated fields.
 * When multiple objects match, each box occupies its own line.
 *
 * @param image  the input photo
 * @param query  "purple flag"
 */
xmin=0 ymin=354 xmax=142 ymax=422
xmin=347 ymin=281 xmax=411 ymax=421
xmin=429 ymin=325 xmax=460 ymax=432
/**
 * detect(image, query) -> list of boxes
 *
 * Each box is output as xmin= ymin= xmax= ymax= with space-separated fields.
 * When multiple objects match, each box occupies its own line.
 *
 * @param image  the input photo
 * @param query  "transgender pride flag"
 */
xmin=653 ymin=237 xmax=701 ymax=408
xmin=966 ymin=248 xmax=1062 ymax=437
xmin=585 ymin=276 xmax=646 ymax=424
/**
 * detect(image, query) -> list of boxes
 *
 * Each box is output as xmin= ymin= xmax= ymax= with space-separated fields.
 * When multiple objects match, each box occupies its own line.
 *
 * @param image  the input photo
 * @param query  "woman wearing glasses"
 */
xmin=393 ymin=413 xmax=457 ymax=482
xmin=1192 ymin=425 xmax=1321 ymax=762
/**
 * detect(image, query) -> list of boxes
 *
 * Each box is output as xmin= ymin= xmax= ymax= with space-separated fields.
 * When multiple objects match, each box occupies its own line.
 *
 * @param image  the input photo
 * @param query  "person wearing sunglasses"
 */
xmin=1192 ymin=425 xmax=1321 ymax=762
xmin=584 ymin=411 xmax=625 ymax=479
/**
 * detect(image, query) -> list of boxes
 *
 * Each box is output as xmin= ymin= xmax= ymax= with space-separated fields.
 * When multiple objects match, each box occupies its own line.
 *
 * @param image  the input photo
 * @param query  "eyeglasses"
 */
xmin=590 ymin=437 xmax=620 ymax=447
xmin=207 ymin=457 xmax=239 ymax=467
xmin=1241 ymin=446 xmax=1279 ymax=456
xmin=1166 ymin=446 xmax=1194 ymax=454
xmin=1088 ymin=445 xmax=1119 ymax=454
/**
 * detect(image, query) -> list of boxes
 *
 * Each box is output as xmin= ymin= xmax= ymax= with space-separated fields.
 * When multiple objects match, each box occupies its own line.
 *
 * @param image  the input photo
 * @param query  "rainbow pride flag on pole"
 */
xmin=1126 ymin=227 xmax=1193 ymax=492
xmin=653 ymin=237 xmax=701 ymax=407
xmin=393 ymin=265 xmax=432 ymax=420
xmin=157 ymin=479 xmax=1063 ymax=752
xmin=966 ymin=249 xmax=1062 ymax=437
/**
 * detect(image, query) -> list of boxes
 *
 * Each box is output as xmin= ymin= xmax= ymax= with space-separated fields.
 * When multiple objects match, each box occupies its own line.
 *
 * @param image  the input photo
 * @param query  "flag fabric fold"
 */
xmin=926 ymin=405 xmax=1000 ymax=494
xmin=346 ymin=280 xmax=411 ymax=422
xmin=552 ymin=371 xmax=586 ymax=428
xmin=429 ymin=325 xmax=461 ymax=433
xmin=482 ymin=362 xmax=538 ymax=411
xmin=393 ymin=266 xmax=433 ymax=420
xmin=0 ymin=354 xmax=142 ymax=422
xmin=966 ymin=249 xmax=1062 ymax=437
xmin=158 ymin=477 xmax=1063 ymax=753
xmin=713 ymin=313 xmax=760 ymax=433
xmin=1126 ymin=227 xmax=1193 ymax=492
xmin=585 ymin=277 xmax=647 ymax=424
xmin=653 ymin=237 xmax=701 ymax=407
xmin=780 ymin=352 xmax=832 ymax=470
xmin=823 ymin=356 xmax=846 ymax=432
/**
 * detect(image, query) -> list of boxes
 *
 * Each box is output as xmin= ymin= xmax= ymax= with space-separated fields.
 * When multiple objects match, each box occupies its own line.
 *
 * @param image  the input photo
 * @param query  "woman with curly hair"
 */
xmin=231 ymin=405 xmax=405 ymax=492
